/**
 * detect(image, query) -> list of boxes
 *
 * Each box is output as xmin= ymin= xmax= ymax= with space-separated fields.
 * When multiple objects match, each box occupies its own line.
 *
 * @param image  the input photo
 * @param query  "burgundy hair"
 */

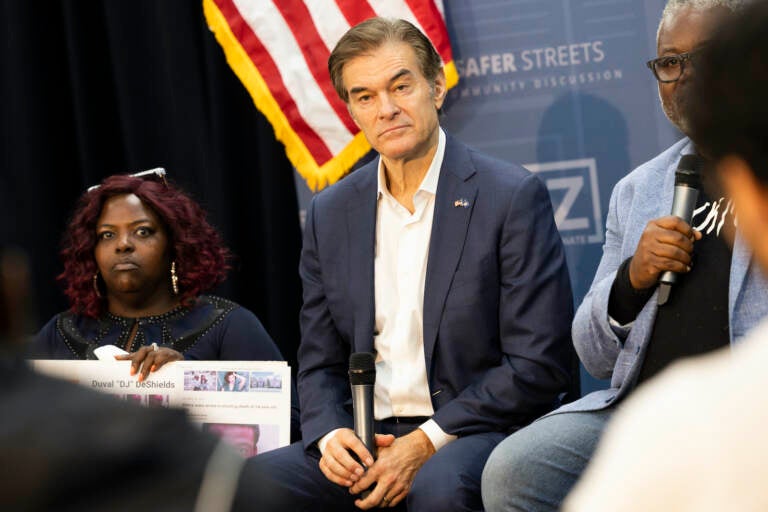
xmin=59 ymin=174 xmax=231 ymax=317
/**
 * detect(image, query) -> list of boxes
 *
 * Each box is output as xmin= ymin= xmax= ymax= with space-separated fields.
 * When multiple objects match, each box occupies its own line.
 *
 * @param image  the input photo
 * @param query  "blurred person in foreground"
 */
xmin=0 ymin=245 xmax=242 ymax=511
xmin=566 ymin=1 xmax=768 ymax=509
xmin=28 ymin=170 xmax=299 ymax=440
xmin=239 ymin=16 xmax=574 ymax=512
xmin=482 ymin=1 xmax=768 ymax=510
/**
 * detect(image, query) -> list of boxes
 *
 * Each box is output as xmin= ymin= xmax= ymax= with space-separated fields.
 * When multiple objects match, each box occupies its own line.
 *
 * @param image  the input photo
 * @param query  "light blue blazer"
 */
xmin=555 ymin=137 xmax=768 ymax=414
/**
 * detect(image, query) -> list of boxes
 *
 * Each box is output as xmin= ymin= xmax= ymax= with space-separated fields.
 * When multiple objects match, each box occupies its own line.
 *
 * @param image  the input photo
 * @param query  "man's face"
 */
xmin=342 ymin=41 xmax=446 ymax=164
xmin=657 ymin=6 xmax=728 ymax=134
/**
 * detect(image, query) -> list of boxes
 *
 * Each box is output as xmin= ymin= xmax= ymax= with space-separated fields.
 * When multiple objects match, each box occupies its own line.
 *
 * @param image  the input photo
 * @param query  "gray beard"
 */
xmin=659 ymin=89 xmax=689 ymax=136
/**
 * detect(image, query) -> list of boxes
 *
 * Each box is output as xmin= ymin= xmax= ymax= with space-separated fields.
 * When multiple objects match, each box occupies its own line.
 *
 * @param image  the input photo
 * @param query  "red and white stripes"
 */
xmin=205 ymin=0 xmax=457 ymax=190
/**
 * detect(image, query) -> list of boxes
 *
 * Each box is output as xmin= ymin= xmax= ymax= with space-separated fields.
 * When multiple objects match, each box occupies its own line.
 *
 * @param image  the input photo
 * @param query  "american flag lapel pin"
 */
xmin=454 ymin=198 xmax=470 ymax=208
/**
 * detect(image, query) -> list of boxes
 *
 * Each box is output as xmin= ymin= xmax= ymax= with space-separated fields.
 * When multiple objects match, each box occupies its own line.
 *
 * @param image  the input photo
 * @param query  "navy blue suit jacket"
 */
xmin=298 ymin=134 xmax=575 ymax=446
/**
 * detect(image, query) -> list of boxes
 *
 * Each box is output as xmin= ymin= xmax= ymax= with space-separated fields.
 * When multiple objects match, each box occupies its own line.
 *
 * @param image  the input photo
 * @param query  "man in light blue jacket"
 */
xmin=482 ymin=1 xmax=768 ymax=510
xmin=566 ymin=3 xmax=768 ymax=508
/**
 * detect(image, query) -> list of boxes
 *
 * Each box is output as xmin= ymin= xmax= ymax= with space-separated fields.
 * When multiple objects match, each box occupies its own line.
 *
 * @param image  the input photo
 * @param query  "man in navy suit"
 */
xmin=237 ymin=18 xmax=574 ymax=512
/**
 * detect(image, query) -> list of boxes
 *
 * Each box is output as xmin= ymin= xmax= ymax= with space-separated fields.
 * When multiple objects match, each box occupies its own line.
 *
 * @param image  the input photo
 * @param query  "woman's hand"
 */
xmin=115 ymin=344 xmax=183 ymax=381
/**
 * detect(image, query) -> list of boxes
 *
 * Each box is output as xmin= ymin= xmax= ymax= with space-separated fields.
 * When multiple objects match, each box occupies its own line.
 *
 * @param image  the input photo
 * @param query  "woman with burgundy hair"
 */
xmin=31 ymin=170 xmax=287 ymax=382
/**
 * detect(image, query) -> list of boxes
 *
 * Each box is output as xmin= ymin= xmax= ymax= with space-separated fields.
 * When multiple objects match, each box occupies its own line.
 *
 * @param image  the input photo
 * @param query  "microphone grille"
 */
xmin=349 ymin=352 xmax=376 ymax=385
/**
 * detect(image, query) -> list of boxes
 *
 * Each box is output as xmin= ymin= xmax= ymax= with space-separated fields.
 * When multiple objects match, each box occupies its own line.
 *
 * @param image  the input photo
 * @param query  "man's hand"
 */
xmin=350 ymin=429 xmax=436 ymax=509
xmin=629 ymin=216 xmax=702 ymax=290
xmin=318 ymin=428 xmax=379 ymax=487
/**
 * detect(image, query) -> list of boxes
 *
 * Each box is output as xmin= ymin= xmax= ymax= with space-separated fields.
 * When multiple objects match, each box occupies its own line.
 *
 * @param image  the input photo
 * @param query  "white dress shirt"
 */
xmin=318 ymin=129 xmax=455 ymax=454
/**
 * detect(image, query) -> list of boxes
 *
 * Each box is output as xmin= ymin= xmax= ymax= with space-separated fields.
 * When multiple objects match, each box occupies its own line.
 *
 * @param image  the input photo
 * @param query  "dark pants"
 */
xmin=233 ymin=419 xmax=505 ymax=512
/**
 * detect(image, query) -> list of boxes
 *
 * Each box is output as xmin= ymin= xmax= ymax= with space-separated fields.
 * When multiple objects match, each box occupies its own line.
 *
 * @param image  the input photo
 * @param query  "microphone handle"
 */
xmin=351 ymin=383 xmax=375 ymax=500
xmin=659 ymin=185 xmax=699 ymax=286
xmin=352 ymin=383 xmax=375 ymax=457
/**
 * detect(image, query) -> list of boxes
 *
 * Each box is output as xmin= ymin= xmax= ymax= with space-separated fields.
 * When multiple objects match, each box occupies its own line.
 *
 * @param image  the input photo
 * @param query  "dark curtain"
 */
xmin=1 ymin=0 xmax=302 ymax=370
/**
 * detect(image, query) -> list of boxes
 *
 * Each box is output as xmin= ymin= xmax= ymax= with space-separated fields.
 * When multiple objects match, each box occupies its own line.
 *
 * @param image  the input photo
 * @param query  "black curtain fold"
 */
xmin=1 ymin=0 xmax=302 ymax=370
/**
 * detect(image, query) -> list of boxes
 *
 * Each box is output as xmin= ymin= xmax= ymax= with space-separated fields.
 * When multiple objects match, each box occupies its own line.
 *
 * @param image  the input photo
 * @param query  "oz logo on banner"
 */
xmin=524 ymin=159 xmax=603 ymax=246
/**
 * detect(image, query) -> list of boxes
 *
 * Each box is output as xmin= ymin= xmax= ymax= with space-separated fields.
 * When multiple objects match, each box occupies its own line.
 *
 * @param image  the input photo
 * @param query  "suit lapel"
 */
xmin=729 ymin=231 xmax=752 ymax=332
xmin=423 ymin=138 xmax=477 ymax=368
xmin=347 ymin=165 xmax=378 ymax=354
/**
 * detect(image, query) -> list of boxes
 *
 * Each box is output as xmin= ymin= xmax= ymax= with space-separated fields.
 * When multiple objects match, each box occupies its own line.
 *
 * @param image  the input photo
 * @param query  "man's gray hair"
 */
xmin=658 ymin=0 xmax=745 ymax=40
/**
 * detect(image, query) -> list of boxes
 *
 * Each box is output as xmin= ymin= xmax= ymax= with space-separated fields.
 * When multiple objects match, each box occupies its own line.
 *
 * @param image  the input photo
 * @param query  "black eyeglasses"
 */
xmin=87 ymin=167 xmax=168 ymax=192
xmin=646 ymin=50 xmax=701 ymax=83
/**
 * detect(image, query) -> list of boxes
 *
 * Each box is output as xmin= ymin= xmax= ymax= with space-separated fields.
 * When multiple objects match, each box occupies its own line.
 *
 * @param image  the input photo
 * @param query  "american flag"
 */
xmin=203 ymin=0 xmax=458 ymax=191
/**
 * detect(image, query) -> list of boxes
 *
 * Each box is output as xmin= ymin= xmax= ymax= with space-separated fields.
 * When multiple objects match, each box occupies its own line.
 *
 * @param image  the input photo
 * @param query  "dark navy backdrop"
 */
xmin=294 ymin=0 xmax=683 ymax=394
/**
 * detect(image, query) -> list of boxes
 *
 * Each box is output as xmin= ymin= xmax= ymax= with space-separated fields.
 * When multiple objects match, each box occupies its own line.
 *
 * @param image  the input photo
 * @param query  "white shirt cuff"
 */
xmin=319 ymin=421 xmax=457 ymax=454
xmin=419 ymin=419 xmax=456 ymax=451
xmin=317 ymin=428 xmax=342 ymax=455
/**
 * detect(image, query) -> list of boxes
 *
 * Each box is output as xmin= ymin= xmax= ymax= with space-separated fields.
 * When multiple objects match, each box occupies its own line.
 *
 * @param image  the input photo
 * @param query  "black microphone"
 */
xmin=349 ymin=352 xmax=376 ymax=460
xmin=658 ymin=154 xmax=702 ymax=305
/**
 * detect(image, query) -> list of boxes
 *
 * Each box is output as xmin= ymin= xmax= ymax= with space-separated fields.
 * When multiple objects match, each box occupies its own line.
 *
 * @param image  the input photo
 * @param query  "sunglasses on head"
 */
xmin=87 ymin=167 xmax=168 ymax=192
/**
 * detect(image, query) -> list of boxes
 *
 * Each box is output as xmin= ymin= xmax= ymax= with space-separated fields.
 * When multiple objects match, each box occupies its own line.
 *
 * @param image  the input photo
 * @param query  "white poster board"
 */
xmin=32 ymin=360 xmax=291 ymax=457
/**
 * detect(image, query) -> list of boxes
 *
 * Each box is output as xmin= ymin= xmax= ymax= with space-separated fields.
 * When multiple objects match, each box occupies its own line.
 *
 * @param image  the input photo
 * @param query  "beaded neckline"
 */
xmin=56 ymin=296 xmax=238 ymax=359
xmin=104 ymin=303 xmax=188 ymax=324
